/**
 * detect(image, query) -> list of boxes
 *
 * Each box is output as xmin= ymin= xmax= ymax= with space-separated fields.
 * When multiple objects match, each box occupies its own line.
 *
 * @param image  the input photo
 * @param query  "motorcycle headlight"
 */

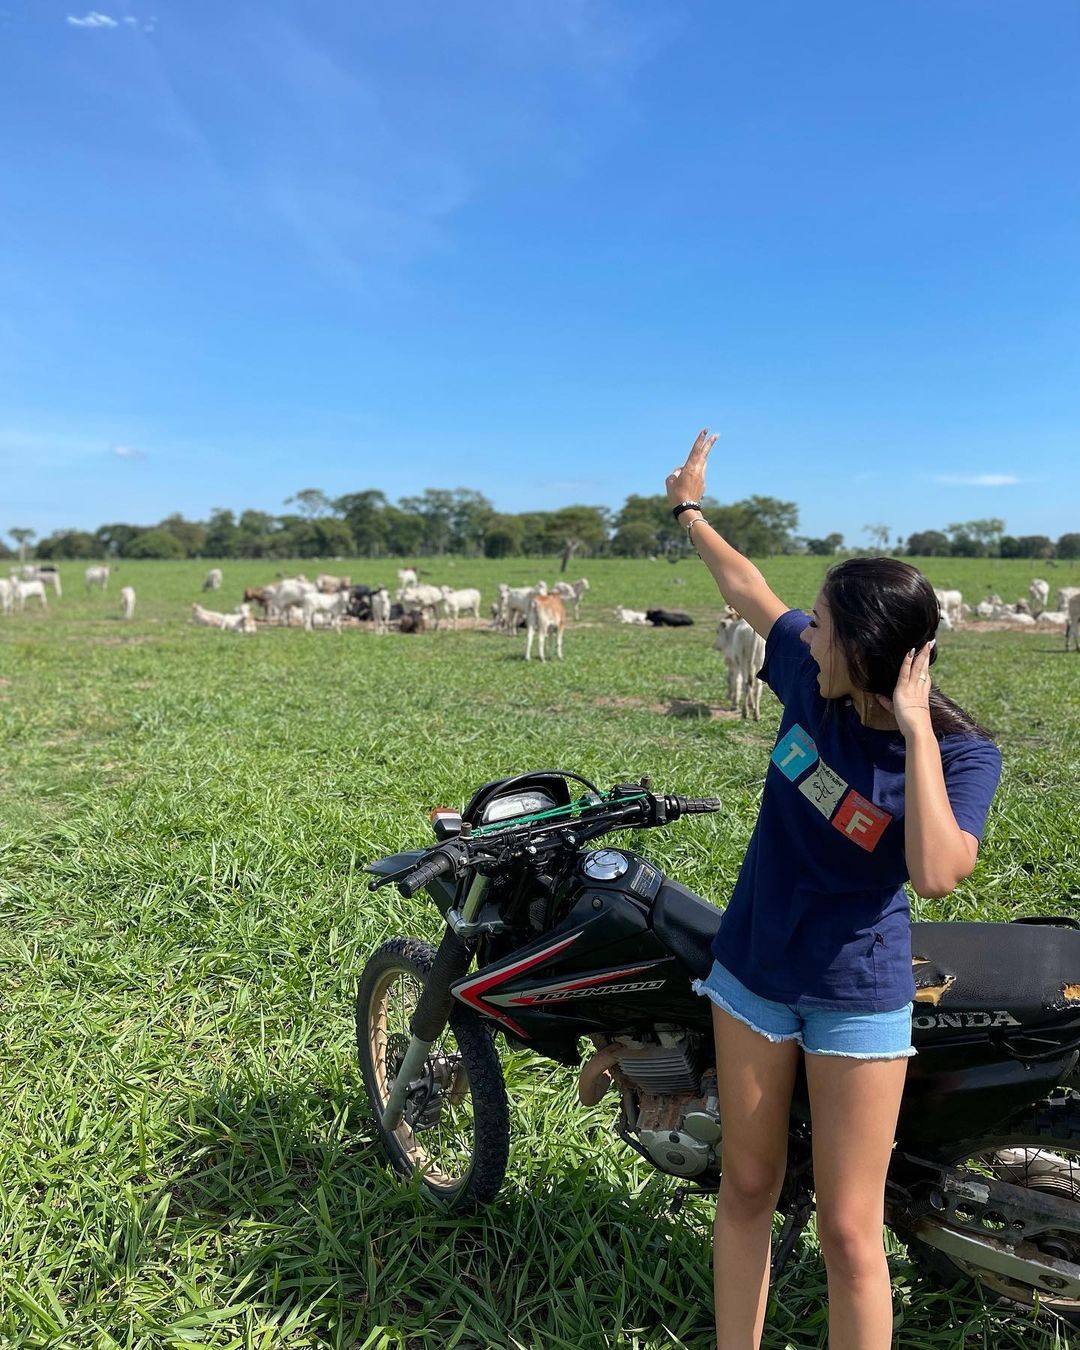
xmin=480 ymin=790 xmax=556 ymax=825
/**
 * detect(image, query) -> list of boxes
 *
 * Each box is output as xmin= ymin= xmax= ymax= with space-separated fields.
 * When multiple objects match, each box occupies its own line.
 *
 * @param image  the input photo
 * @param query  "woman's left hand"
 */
xmin=877 ymin=641 xmax=935 ymax=739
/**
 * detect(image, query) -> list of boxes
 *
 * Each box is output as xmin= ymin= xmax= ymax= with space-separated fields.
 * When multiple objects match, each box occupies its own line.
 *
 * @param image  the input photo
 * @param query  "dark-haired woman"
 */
xmin=666 ymin=431 xmax=1002 ymax=1350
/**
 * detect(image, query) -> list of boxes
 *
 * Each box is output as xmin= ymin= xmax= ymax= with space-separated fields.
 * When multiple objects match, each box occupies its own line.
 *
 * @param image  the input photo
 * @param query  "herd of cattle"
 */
xmin=4 ymin=564 xmax=1080 ymax=695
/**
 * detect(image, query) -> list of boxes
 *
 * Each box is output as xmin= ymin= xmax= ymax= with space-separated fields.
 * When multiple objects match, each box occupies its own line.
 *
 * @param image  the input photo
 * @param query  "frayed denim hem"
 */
xmin=802 ymin=1044 xmax=917 ymax=1061
xmin=691 ymin=977 xmax=801 ymax=1046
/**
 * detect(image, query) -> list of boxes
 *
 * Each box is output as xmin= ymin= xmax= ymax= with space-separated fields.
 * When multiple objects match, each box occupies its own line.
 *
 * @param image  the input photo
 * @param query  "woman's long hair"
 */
xmin=821 ymin=558 xmax=993 ymax=740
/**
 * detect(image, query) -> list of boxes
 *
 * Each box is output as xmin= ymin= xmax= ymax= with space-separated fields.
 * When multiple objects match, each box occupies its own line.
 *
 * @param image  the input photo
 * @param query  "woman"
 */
xmin=666 ymin=431 xmax=1002 ymax=1349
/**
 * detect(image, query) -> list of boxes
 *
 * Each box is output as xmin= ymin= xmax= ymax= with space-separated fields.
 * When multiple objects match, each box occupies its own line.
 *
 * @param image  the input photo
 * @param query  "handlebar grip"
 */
xmin=398 ymin=848 xmax=456 ymax=898
xmin=669 ymin=795 xmax=723 ymax=815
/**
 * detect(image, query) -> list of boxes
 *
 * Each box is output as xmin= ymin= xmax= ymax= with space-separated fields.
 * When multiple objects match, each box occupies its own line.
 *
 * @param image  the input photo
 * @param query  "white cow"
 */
xmin=714 ymin=606 xmax=767 ymax=720
xmin=933 ymin=588 xmax=964 ymax=627
xmin=1029 ymin=578 xmax=1050 ymax=616
xmin=1066 ymin=594 xmax=1080 ymax=652
xmin=397 ymin=567 xmax=419 ymax=588
xmin=264 ymin=578 xmax=317 ymax=623
xmin=119 ymin=586 xmax=136 ymax=620
xmin=614 ymin=607 xmax=648 ymax=624
xmin=202 ymin=568 xmax=223 ymax=592
xmin=397 ymin=583 xmax=445 ymax=625
xmin=525 ymin=593 xmax=565 ymax=662
xmin=18 ymin=566 xmax=62 ymax=597
xmin=301 ymin=590 xmax=348 ymax=632
xmin=0 ymin=578 xmax=13 ymax=615
xmin=191 ymin=602 xmax=255 ymax=633
xmin=440 ymin=586 xmax=482 ymax=626
xmin=14 ymin=579 xmax=47 ymax=610
xmin=1035 ymin=609 xmax=1067 ymax=627
xmin=499 ymin=582 xmax=547 ymax=634
xmin=370 ymin=586 xmax=392 ymax=634
xmin=552 ymin=577 xmax=590 ymax=620
xmin=1056 ymin=587 xmax=1080 ymax=616
xmin=85 ymin=565 xmax=110 ymax=592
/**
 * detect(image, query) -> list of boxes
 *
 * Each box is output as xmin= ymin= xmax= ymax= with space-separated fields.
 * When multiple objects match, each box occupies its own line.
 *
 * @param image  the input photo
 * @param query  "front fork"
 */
xmin=381 ymin=926 xmax=474 ymax=1128
xmin=381 ymin=874 xmax=493 ymax=1130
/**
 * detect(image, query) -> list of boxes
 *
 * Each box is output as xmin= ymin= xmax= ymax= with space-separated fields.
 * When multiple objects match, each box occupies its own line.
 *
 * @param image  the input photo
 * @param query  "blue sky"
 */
xmin=2 ymin=1 xmax=1078 ymax=546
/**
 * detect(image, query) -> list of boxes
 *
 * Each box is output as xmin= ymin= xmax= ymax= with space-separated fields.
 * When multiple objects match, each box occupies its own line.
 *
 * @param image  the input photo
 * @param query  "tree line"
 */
xmin=9 ymin=494 xmax=1080 ymax=563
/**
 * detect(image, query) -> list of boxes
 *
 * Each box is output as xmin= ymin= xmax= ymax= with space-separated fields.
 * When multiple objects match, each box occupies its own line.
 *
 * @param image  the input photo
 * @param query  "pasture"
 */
xmin=2 ymin=555 xmax=1079 ymax=1349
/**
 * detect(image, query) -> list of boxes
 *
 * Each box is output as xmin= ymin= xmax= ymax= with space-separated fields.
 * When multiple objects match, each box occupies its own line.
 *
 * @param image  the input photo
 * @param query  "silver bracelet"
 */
xmin=685 ymin=515 xmax=709 ymax=541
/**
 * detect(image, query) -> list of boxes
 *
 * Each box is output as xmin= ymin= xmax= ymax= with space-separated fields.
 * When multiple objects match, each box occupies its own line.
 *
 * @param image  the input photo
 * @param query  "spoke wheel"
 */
xmin=906 ymin=1095 xmax=1080 ymax=1327
xmin=356 ymin=936 xmax=510 ymax=1211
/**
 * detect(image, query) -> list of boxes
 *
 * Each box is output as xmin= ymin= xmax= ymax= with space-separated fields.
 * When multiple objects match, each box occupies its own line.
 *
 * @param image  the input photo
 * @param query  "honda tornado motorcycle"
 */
xmin=357 ymin=769 xmax=1080 ymax=1325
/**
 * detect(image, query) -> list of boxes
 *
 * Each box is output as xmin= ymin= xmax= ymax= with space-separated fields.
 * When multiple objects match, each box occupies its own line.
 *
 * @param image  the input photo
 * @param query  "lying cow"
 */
xmin=645 ymin=609 xmax=694 ymax=627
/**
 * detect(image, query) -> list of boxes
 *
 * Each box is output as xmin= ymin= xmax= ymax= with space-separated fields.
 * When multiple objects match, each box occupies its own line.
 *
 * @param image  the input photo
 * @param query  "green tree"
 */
xmin=710 ymin=497 xmax=798 ymax=556
xmin=449 ymin=489 xmax=495 ymax=555
xmin=285 ymin=488 xmax=333 ymax=518
xmin=946 ymin=518 xmax=1005 ymax=556
xmin=36 ymin=530 xmax=97 ymax=560
xmin=9 ymin=527 xmax=35 ymax=561
xmin=235 ymin=511 xmax=277 ymax=557
xmin=399 ymin=489 xmax=455 ymax=554
xmin=517 ymin=512 xmax=552 ymax=556
xmin=804 ymin=532 xmax=844 ymax=556
xmin=544 ymin=505 xmax=610 ymax=569
xmin=611 ymin=520 xmax=658 ymax=557
xmin=1056 ymin=533 xmax=1080 ymax=560
xmin=335 ymin=491 xmax=387 ymax=556
xmin=483 ymin=514 xmax=524 ymax=558
xmin=314 ymin=517 xmax=354 ymax=557
xmin=158 ymin=514 xmax=206 ymax=558
xmin=95 ymin=523 xmax=141 ymax=556
xmin=382 ymin=504 xmax=425 ymax=556
xmin=1017 ymin=535 xmax=1054 ymax=559
xmin=204 ymin=509 xmax=238 ymax=558
xmin=906 ymin=530 xmax=951 ymax=557
xmin=862 ymin=523 xmax=891 ymax=553
xmin=123 ymin=529 xmax=186 ymax=559
xmin=275 ymin=514 xmax=322 ymax=557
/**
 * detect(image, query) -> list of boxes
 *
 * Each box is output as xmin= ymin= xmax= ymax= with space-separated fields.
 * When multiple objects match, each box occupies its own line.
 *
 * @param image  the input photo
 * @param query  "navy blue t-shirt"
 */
xmin=711 ymin=608 xmax=1002 ymax=1012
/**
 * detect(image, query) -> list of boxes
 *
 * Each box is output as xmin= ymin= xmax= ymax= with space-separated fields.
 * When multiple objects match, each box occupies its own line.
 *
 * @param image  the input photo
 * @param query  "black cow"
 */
xmin=645 ymin=608 xmax=694 ymax=627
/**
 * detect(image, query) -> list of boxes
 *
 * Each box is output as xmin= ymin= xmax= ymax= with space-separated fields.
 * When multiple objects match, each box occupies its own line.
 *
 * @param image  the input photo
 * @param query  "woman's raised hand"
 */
xmin=877 ymin=640 xmax=935 ymax=740
xmin=665 ymin=428 xmax=718 ymax=508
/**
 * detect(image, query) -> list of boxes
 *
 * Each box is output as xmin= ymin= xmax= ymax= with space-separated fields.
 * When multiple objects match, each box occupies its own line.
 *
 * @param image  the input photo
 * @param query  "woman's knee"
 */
xmin=717 ymin=1160 xmax=786 ymax=1217
xmin=815 ymin=1206 xmax=887 ymax=1278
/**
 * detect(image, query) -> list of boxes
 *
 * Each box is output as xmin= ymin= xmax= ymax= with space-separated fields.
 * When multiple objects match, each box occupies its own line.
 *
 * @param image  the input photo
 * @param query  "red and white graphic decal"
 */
xmin=455 ymin=933 xmax=583 ymax=1037
xmin=486 ymin=962 xmax=667 ymax=1008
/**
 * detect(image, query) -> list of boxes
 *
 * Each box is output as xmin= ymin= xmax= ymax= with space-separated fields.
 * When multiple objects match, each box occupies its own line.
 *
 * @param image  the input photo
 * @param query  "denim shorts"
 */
xmin=692 ymin=959 xmax=916 ymax=1060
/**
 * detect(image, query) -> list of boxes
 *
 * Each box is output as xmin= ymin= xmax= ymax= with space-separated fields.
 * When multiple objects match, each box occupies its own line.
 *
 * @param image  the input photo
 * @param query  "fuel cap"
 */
xmin=582 ymin=850 xmax=629 ymax=881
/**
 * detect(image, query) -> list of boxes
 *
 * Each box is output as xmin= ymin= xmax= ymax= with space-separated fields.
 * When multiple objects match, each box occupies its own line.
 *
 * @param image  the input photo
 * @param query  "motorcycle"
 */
xmin=357 ymin=769 xmax=1080 ymax=1326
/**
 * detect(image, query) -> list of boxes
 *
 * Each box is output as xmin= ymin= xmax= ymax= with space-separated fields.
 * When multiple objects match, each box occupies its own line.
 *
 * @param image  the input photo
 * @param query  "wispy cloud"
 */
xmin=67 ymin=12 xmax=118 ymax=28
xmin=112 ymin=444 xmax=147 ymax=460
xmin=66 ymin=11 xmax=155 ymax=31
xmin=931 ymin=472 xmax=1020 ymax=487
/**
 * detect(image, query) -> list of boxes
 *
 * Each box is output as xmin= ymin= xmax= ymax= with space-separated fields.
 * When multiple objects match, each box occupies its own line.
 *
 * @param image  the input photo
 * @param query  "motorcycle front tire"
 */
xmin=904 ymin=1091 xmax=1080 ymax=1328
xmin=356 ymin=936 xmax=511 ymax=1212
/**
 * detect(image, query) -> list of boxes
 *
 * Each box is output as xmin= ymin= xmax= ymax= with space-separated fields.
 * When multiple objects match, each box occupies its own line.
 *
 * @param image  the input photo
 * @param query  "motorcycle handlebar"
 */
xmin=666 ymin=795 xmax=723 ymax=817
xmin=397 ymin=847 xmax=457 ymax=898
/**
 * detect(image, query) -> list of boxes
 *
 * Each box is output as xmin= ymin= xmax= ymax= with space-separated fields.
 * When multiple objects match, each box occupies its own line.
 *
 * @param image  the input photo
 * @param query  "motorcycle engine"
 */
xmin=610 ymin=1030 xmax=722 ymax=1179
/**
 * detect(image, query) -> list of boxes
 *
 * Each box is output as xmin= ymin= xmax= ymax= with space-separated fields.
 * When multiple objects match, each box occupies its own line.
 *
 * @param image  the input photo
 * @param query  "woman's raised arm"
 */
xmin=665 ymin=429 xmax=789 ymax=640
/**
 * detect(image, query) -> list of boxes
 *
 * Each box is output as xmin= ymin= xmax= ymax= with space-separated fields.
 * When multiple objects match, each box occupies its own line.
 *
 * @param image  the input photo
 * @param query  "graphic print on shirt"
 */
xmin=798 ymin=761 xmax=848 ymax=819
xmin=771 ymin=723 xmax=893 ymax=851
xmin=771 ymin=725 xmax=818 ymax=780
xmin=832 ymin=789 xmax=891 ymax=851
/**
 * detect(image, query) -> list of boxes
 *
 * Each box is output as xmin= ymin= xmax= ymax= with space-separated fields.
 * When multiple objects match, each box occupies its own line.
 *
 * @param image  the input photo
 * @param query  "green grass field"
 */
xmin=2 ymin=556 xmax=1079 ymax=1349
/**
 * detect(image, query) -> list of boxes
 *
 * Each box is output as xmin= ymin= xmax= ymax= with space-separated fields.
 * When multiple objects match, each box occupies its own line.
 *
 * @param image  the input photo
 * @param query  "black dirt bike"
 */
xmin=357 ymin=769 xmax=1080 ymax=1325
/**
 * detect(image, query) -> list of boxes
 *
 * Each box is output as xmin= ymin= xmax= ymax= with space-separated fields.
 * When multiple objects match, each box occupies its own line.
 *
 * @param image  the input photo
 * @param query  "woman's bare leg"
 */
xmin=711 ymin=1003 xmax=800 ymax=1349
xmin=804 ymin=1054 xmax=908 ymax=1350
